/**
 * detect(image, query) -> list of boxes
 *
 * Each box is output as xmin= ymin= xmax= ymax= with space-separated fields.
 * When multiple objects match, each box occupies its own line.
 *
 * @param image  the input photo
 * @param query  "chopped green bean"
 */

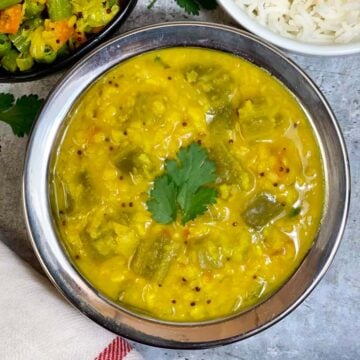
xmin=9 ymin=31 xmax=30 ymax=53
xmin=24 ymin=0 xmax=45 ymax=18
xmin=24 ymin=18 xmax=43 ymax=29
xmin=16 ymin=53 xmax=34 ymax=71
xmin=0 ymin=0 xmax=21 ymax=11
xmin=47 ymin=0 xmax=72 ymax=21
xmin=0 ymin=34 xmax=11 ymax=57
xmin=1 ymin=49 xmax=18 ymax=72
xmin=39 ymin=45 xmax=57 ymax=64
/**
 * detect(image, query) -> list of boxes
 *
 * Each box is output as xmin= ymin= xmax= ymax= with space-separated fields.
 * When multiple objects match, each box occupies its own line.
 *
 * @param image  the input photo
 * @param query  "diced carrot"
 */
xmin=43 ymin=19 xmax=74 ymax=51
xmin=0 ymin=4 xmax=23 ymax=34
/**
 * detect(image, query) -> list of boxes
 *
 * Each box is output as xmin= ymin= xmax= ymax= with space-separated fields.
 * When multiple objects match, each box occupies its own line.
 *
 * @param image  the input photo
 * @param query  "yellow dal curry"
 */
xmin=51 ymin=48 xmax=324 ymax=322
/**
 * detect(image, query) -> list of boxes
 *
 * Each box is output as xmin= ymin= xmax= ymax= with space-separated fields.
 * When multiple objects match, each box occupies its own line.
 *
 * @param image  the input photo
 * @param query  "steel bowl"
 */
xmin=23 ymin=22 xmax=350 ymax=349
xmin=0 ymin=0 xmax=137 ymax=82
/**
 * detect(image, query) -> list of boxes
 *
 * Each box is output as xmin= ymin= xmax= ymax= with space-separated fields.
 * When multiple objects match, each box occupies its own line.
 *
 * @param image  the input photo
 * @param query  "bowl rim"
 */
xmin=23 ymin=21 xmax=351 ymax=349
xmin=0 ymin=0 xmax=137 ymax=82
xmin=218 ymin=0 xmax=360 ymax=56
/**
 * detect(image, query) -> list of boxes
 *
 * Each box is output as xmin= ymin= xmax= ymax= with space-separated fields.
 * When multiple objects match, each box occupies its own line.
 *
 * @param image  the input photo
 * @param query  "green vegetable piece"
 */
xmin=9 ymin=31 xmax=30 ymax=53
xmin=86 ymin=229 xmax=119 ymax=258
xmin=38 ymin=45 xmax=57 ymax=64
xmin=0 ymin=34 xmax=11 ymax=56
xmin=24 ymin=17 xmax=43 ymax=29
xmin=47 ymin=0 xmax=72 ymax=21
xmin=114 ymin=149 xmax=140 ymax=173
xmin=29 ymin=26 xmax=58 ymax=64
xmin=289 ymin=206 xmax=301 ymax=217
xmin=238 ymin=98 xmax=289 ymax=140
xmin=0 ymin=93 xmax=43 ymax=137
xmin=147 ymin=143 xmax=218 ymax=225
xmin=131 ymin=234 xmax=178 ymax=284
xmin=243 ymin=193 xmax=283 ymax=228
xmin=209 ymin=103 xmax=237 ymax=133
xmin=210 ymin=142 xmax=253 ymax=191
xmin=197 ymin=239 xmax=224 ymax=269
xmin=147 ymin=175 xmax=177 ymax=224
xmin=78 ymin=171 xmax=92 ymax=189
xmin=9 ymin=19 xmax=42 ymax=54
xmin=184 ymin=64 xmax=233 ymax=108
xmin=0 ymin=0 xmax=21 ymax=11
xmin=24 ymin=0 xmax=45 ymax=18
xmin=16 ymin=53 xmax=34 ymax=71
xmin=1 ymin=49 xmax=18 ymax=72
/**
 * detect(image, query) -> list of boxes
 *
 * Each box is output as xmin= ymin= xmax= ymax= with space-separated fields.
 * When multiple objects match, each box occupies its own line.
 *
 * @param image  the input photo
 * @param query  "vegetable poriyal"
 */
xmin=0 ymin=0 xmax=119 ymax=72
xmin=51 ymin=48 xmax=324 ymax=322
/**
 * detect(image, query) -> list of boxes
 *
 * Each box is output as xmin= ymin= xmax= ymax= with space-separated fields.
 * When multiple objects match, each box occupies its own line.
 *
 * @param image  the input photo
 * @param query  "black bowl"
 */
xmin=0 ymin=0 xmax=137 ymax=82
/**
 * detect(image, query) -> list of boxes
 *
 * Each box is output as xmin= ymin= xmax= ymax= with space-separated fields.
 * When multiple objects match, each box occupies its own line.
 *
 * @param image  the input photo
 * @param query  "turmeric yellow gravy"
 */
xmin=51 ymin=48 xmax=324 ymax=321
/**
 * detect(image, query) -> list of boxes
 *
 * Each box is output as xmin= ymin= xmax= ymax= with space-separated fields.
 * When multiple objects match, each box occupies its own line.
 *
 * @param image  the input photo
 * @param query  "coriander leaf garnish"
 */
xmin=166 ymin=143 xmax=217 ymax=215
xmin=0 ymin=93 xmax=15 ymax=112
xmin=195 ymin=0 xmax=218 ymax=10
xmin=147 ymin=142 xmax=218 ymax=225
xmin=181 ymin=186 xmax=217 ymax=224
xmin=175 ymin=0 xmax=200 ymax=15
xmin=148 ymin=0 xmax=217 ymax=15
xmin=0 ymin=93 xmax=43 ymax=137
xmin=147 ymin=174 xmax=178 ymax=224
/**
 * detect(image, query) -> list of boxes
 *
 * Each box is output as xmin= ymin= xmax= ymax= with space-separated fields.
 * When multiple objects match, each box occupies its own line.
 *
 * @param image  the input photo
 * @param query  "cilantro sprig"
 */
xmin=148 ymin=0 xmax=217 ymax=15
xmin=147 ymin=142 xmax=218 ymax=225
xmin=0 ymin=93 xmax=43 ymax=137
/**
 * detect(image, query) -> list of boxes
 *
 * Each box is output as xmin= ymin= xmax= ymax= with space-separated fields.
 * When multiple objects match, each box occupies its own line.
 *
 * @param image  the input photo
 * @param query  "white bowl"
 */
xmin=218 ymin=0 xmax=360 ymax=56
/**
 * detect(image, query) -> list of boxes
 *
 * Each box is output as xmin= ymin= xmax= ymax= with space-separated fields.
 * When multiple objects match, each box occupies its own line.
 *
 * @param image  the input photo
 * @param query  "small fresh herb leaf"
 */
xmin=174 ymin=0 xmax=200 ymax=15
xmin=0 ymin=94 xmax=43 ymax=137
xmin=195 ymin=0 xmax=218 ymax=10
xmin=147 ymin=0 xmax=157 ymax=9
xmin=147 ymin=142 xmax=218 ymax=225
xmin=148 ymin=0 xmax=218 ymax=15
xmin=0 ymin=93 xmax=15 ymax=112
xmin=165 ymin=144 xmax=216 ymax=189
xmin=170 ymin=143 xmax=217 ymax=211
xmin=181 ymin=187 xmax=217 ymax=224
xmin=147 ymin=174 xmax=178 ymax=224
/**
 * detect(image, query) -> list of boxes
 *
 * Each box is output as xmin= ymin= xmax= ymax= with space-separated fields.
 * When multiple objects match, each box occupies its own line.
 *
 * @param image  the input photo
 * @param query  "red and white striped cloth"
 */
xmin=0 ymin=241 xmax=143 ymax=360
xmin=95 ymin=337 xmax=134 ymax=360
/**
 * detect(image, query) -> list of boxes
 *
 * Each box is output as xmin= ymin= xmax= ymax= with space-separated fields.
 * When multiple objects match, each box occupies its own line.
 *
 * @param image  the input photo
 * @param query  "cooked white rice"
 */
xmin=234 ymin=0 xmax=360 ymax=44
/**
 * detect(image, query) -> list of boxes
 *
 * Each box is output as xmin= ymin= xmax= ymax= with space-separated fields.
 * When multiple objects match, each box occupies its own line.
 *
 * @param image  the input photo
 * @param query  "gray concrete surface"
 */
xmin=0 ymin=1 xmax=359 ymax=359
